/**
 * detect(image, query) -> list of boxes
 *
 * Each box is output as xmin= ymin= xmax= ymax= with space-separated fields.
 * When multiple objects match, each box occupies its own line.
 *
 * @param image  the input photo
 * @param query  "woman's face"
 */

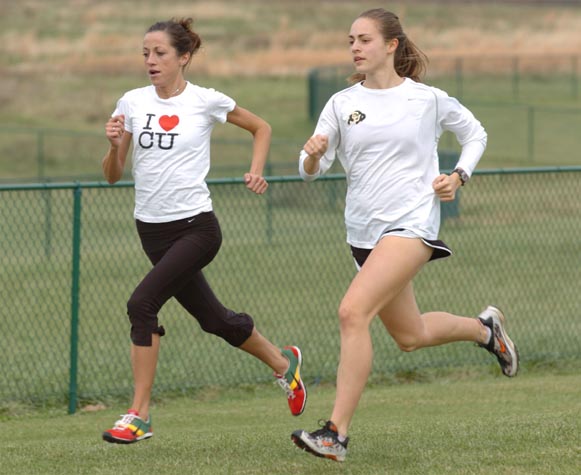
xmin=349 ymin=17 xmax=396 ymax=75
xmin=142 ymin=31 xmax=185 ymax=86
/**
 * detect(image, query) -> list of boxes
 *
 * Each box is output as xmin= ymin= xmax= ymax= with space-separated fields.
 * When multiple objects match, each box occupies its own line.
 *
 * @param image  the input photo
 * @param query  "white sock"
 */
xmin=484 ymin=326 xmax=492 ymax=345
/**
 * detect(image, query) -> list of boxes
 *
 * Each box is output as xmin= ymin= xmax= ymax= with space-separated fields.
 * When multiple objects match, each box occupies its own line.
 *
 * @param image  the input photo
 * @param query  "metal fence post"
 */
xmin=527 ymin=106 xmax=535 ymax=163
xmin=68 ymin=184 xmax=82 ymax=415
xmin=36 ymin=130 xmax=45 ymax=181
xmin=265 ymin=160 xmax=273 ymax=244
xmin=513 ymin=57 xmax=520 ymax=102
xmin=43 ymin=188 xmax=52 ymax=258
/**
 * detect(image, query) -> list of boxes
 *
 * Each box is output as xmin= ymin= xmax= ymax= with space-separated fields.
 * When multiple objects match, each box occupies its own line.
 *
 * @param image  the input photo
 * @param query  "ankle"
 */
xmin=275 ymin=351 xmax=291 ymax=378
xmin=477 ymin=321 xmax=492 ymax=345
xmin=484 ymin=326 xmax=492 ymax=344
xmin=129 ymin=408 xmax=149 ymax=421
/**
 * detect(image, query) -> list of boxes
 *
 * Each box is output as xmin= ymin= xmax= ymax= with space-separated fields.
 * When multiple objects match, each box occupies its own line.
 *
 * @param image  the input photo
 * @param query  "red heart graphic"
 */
xmin=159 ymin=115 xmax=179 ymax=131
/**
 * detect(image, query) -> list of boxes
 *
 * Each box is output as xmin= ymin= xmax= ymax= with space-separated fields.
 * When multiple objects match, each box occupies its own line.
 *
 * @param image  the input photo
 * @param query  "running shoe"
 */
xmin=478 ymin=305 xmax=519 ymax=377
xmin=102 ymin=409 xmax=153 ymax=444
xmin=275 ymin=346 xmax=307 ymax=416
xmin=291 ymin=420 xmax=349 ymax=462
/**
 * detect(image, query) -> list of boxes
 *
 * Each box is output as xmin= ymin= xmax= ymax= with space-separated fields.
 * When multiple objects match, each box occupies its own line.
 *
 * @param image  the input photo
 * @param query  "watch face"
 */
xmin=453 ymin=168 xmax=468 ymax=185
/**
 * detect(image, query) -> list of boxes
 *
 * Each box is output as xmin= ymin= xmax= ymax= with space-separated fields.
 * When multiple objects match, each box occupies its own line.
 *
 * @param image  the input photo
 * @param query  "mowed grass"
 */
xmin=1 ymin=368 xmax=580 ymax=475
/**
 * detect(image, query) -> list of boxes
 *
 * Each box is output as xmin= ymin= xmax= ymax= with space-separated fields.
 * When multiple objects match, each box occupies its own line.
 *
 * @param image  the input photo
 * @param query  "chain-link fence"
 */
xmin=1 ymin=168 xmax=580 ymax=412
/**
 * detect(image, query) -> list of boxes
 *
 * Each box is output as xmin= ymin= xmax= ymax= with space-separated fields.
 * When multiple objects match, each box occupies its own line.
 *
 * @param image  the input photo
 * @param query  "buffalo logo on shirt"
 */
xmin=347 ymin=110 xmax=366 ymax=125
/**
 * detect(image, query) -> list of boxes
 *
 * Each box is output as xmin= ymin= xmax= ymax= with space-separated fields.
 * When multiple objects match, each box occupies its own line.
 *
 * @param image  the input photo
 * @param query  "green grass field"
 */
xmin=1 ymin=368 xmax=580 ymax=474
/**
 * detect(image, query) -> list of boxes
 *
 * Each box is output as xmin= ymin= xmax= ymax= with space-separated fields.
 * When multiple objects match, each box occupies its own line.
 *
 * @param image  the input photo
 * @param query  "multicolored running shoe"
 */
xmin=275 ymin=346 xmax=307 ymax=416
xmin=478 ymin=305 xmax=519 ymax=377
xmin=102 ymin=409 xmax=153 ymax=444
xmin=291 ymin=420 xmax=349 ymax=462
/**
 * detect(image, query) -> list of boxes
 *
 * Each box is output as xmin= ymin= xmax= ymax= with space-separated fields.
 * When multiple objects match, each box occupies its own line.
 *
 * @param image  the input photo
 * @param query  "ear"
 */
xmin=180 ymin=53 xmax=191 ymax=66
xmin=386 ymin=38 xmax=399 ymax=54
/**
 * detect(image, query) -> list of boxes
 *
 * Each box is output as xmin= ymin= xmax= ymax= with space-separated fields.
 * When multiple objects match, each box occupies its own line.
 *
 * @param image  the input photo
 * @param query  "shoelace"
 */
xmin=275 ymin=377 xmax=296 ymax=399
xmin=311 ymin=419 xmax=336 ymax=438
xmin=113 ymin=413 xmax=137 ymax=428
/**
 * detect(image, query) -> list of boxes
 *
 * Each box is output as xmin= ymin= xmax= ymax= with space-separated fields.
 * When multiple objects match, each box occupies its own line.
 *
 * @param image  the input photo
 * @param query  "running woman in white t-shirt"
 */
xmin=101 ymin=18 xmax=306 ymax=445
xmin=291 ymin=9 xmax=519 ymax=462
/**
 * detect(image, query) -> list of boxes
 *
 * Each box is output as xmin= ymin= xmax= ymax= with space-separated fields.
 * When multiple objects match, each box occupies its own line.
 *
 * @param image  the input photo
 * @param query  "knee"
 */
xmin=394 ymin=334 xmax=423 ymax=352
xmin=337 ymin=301 xmax=368 ymax=334
xmin=126 ymin=293 xmax=161 ymax=346
xmin=127 ymin=293 xmax=156 ymax=322
xmin=199 ymin=310 xmax=254 ymax=347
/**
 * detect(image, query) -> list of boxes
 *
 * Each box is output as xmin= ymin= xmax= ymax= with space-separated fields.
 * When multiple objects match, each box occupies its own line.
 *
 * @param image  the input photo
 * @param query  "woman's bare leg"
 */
xmin=130 ymin=333 xmax=160 ymax=420
xmin=239 ymin=328 xmax=289 ymax=375
xmin=329 ymin=236 xmax=432 ymax=436
xmin=378 ymin=283 xmax=490 ymax=352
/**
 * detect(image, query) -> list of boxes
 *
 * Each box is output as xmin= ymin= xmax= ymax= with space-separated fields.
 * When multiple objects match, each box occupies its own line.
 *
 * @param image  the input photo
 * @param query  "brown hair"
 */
xmin=348 ymin=9 xmax=428 ymax=84
xmin=146 ymin=18 xmax=202 ymax=68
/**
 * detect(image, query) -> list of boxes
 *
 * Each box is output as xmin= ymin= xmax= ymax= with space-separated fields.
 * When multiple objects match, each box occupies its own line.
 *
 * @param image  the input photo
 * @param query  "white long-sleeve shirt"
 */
xmin=299 ymin=78 xmax=487 ymax=248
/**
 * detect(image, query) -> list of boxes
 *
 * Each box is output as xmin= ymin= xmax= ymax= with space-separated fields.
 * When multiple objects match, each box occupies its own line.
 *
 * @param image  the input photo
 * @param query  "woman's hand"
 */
xmin=303 ymin=134 xmax=329 ymax=160
xmin=102 ymin=114 xmax=130 ymax=184
xmin=432 ymin=173 xmax=462 ymax=202
xmin=105 ymin=115 xmax=125 ymax=147
xmin=244 ymin=173 xmax=268 ymax=195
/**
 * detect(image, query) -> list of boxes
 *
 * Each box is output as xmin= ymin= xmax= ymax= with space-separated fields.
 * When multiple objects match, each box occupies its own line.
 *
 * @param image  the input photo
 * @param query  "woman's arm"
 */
xmin=226 ymin=106 xmax=271 ymax=194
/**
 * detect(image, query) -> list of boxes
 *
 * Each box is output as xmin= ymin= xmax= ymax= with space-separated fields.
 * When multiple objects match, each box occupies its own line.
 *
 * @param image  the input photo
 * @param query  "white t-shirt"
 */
xmin=113 ymin=82 xmax=235 ymax=222
xmin=299 ymin=78 xmax=487 ymax=248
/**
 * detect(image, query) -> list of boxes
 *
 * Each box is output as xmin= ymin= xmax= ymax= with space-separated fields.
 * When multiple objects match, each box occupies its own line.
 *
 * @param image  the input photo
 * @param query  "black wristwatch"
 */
xmin=452 ymin=167 xmax=469 ymax=186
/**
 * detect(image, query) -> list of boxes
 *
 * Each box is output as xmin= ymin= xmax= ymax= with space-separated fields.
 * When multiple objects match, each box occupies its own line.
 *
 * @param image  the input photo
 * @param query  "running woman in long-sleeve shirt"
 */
xmin=291 ymin=8 xmax=519 ymax=463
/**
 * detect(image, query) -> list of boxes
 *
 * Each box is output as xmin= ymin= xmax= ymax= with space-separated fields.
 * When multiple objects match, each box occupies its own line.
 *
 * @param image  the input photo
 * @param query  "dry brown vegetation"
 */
xmin=3 ymin=0 xmax=581 ymax=77
xmin=1 ymin=0 xmax=581 ymax=143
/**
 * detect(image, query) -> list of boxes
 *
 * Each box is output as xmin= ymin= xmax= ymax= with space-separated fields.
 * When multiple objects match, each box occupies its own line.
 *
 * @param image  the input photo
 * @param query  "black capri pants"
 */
xmin=127 ymin=211 xmax=254 ymax=347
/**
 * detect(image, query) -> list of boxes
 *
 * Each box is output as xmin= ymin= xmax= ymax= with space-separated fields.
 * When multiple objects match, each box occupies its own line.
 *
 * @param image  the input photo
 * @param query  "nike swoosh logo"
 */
xmin=187 ymin=217 xmax=196 ymax=223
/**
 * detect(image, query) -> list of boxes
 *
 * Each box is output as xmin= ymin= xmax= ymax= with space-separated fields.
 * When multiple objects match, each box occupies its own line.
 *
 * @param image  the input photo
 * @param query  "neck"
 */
xmin=156 ymin=80 xmax=186 ymax=99
xmin=361 ymin=70 xmax=404 ymax=90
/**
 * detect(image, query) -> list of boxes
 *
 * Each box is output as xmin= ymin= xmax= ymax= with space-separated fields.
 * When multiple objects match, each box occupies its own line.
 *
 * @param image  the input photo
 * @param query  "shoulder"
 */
xmin=404 ymin=78 xmax=450 ymax=100
xmin=329 ymin=82 xmax=363 ymax=102
xmin=323 ymin=83 xmax=363 ymax=115
xmin=122 ymin=85 xmax=154 ymax=100
xmin=117 ymin=85 xmax=154 ymax=106
xmin=185 ymin=83 xmax=235 ymax=110
xmin=187 ymin=83 xmax=232 ymax=101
